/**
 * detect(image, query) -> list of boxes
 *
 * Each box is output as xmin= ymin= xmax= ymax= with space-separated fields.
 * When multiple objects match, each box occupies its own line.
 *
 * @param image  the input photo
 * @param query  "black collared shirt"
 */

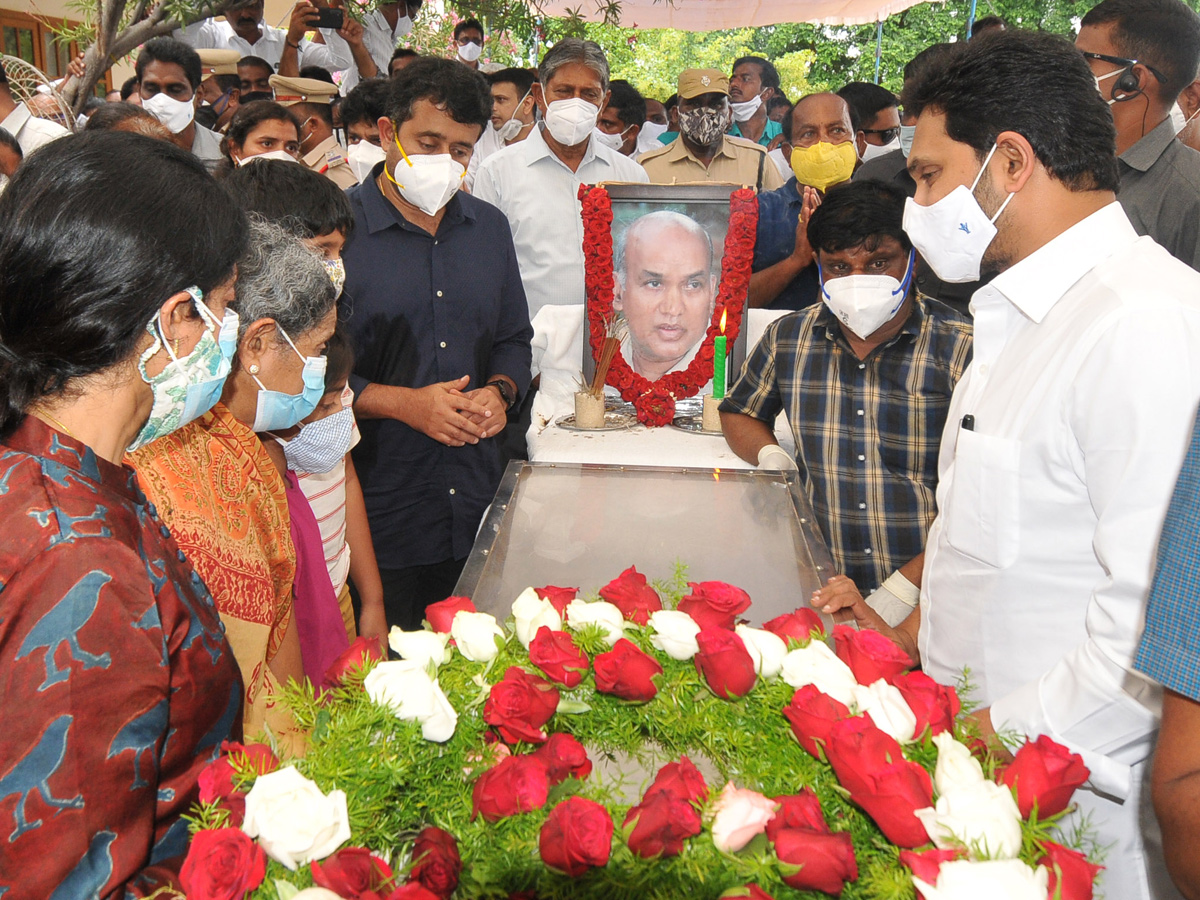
xmin=342 ymin=164 xmax=533 ymax=569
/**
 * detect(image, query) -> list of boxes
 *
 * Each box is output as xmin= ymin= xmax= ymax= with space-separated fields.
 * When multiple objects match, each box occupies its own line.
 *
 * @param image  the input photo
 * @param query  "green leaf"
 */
xmin=556 ymin=698 xmax=593 ymax=715
xmin=273 ymin=879 xmax=300 ymax=900
xmin=312 ymin=708 xmax=332 ymax=744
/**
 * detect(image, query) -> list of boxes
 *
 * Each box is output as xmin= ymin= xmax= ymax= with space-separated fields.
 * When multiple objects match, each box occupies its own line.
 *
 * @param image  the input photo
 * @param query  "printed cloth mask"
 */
xmin=279 ymin=405 xmax=355 ymax=473
xmin=591 ymin=125 xmax=630 ymax=152
xmin=898 ymin=124 xmax=917 ymax=158
xmin=637 ymin=120 xmax=668 ymax=154
xmin=790 ymin=140 xmax=857 ymax=192
xmin=129 ymin=287 xmax=236 ymax=451
xmin=386 ymin=135 xmax=465 ymax=216
xmin=678 ymin=105 xmax=728 ymax=148
xmin=861 ymin=134 xmax=901 ymax=164
xmin=251 ymin=324 xmax=328 ymax=432
xmin=901 ymin=142 xmax=1016 ymax=284
xmin=457 ymin=40 xmax=483 ymax=62
xmin=819 ymin=250 xmax=915 ymax=339
xmin=323 ymin=258 xmax=346 ymax=296
xmin=496 ymin=88 xmax=533 ymax=142
xmin=238 ymin=149 xmax=299 ymax=166
xmin=347 ymin=140 xmax=387 ymax=183
xmin=543 ymin=98 xmax=600 ymax=147
xmin=730 ymin=92 xmax=763 ymax=123
xmin=143 ymin=92 xmax=195 ymax=134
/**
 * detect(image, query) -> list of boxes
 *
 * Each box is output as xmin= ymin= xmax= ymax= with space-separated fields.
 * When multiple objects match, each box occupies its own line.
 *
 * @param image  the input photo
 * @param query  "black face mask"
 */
xmin=240 ymin=91 xmax=274 ymax=104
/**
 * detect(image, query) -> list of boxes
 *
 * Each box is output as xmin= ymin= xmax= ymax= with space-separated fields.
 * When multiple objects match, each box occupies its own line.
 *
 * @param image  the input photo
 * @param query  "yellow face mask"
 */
xmin=789 ymin=141 xmax=857 ymax=192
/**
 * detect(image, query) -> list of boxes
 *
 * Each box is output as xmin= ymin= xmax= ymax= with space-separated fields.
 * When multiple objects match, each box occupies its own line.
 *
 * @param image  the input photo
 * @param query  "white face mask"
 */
xmin=730 ymin=92 xmax=763 ymax=123
xmin=457 ymin=40 xmax=482 ymax=62
xmin=898 ymin=124 xmax=916 ymax=158
xmin=496 ymin=87 xmax=533 ymax=142
xmin=395 ymin=13 xmax=413 ymax=36
xmin=901 ymin=142 xmax=1015 ymax=283
xmin=543 ymin=97 xmax=600 ymax=147
xmin=820 ymin=251 xmax=914 ymax=339
xmin=347 ymin=140 xmax=387 ymax=183
xmin=591 ymin=125 xmax=628 ymax=152
xmin=637 ymin=120 xmax=668 ymax=154
xmin=861 ymin=135 xmax=901 ymax=164
xmin=387 ymin=138 xmax=465 ymax=216
xmin=237 ymin=149 xmax=299 ymax=166
xmin=144 ymin=92 xmax=195 ymax=134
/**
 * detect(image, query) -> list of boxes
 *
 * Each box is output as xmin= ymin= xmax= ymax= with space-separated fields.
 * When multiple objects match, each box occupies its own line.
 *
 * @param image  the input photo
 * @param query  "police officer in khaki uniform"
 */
xmin=196 ymin=49 xmax=242 ymax=133
xmin=269 ymin=74 xmax=357 ymax=189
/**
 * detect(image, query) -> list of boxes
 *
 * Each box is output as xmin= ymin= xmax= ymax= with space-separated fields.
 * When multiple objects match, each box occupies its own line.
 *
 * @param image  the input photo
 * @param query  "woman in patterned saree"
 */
xmin=131 ymin=219 xmax=337 ymax=749
xmin=0 ymin=132 xmax=247 ymax=895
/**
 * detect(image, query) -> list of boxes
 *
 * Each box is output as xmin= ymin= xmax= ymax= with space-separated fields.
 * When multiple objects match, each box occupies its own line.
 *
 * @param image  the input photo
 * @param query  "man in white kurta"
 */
xmin=902 ymin=30 xmax=1200 ymax=900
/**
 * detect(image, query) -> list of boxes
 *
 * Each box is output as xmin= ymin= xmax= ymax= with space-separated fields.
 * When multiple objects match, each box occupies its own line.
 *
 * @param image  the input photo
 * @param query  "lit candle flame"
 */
xmin=719 ymin=309 xmax=728 ymax=334
xmin=713 ymin=468 xmax=721 ymax=483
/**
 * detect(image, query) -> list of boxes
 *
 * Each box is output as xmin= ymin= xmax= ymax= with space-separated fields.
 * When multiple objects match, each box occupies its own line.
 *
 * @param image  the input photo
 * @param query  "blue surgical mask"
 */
xmin=279 ymin=405 xmax=354 ymax=473
xmin=250 ymin=324 xmax=327 ymax=432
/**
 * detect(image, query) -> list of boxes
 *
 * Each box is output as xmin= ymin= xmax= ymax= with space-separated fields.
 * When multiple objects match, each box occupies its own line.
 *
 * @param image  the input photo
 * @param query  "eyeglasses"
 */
xmin=1079 ymin=51 xmax=1166 ymax=84
xmin=862 ymin=126 xmax=901 ymax=143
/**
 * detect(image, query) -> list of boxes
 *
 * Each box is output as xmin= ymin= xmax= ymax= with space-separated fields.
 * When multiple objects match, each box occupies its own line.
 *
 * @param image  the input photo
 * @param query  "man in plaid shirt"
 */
xmin=720 ymin=179 xmax=972 ymax=625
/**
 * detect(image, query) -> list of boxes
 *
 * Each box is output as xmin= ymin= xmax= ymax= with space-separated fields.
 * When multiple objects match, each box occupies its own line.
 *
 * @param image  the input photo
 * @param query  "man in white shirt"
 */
xmin=324 ymin=0 xmax=422 ymax=94
xmin=177 ymin=0 xmax=350 ymax=77
xmin=473 ymin=38 xmax=647 ymax=317
xmin=464 ymin=67 xmax=536 ymax=190
xmin=0 ymin=63 xmax=68 ymax=157
xmin=136 ymin=38 xmax=224 ymax=171
xmin=836 ymin=30 xmax=1200 ymax=900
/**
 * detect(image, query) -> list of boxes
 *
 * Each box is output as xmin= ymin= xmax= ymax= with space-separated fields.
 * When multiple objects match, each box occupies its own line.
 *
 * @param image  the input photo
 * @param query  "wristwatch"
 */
xmin=486 ymin=379 xmax=516 ymax=412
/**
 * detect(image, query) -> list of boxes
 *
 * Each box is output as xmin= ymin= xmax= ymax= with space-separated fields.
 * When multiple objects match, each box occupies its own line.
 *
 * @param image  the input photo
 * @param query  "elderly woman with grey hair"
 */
xmin=130 ymin=218 xmax=337 ymax=749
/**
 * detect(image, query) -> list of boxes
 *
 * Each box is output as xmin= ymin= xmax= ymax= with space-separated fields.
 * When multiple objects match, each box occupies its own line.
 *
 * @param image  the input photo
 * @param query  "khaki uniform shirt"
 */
xmin=639 ymin=135 xmax=785 ymax=191
xmin=303 ymin=135 xmax=357 ymax=190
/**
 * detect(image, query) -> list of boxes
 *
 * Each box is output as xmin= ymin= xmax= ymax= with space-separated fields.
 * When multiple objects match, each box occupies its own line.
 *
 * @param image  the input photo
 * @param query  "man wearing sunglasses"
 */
xmin=1077 ymin=0 xmax=1200 ymax=270
xmin=837 ymin=81 xmax=902 ymax=169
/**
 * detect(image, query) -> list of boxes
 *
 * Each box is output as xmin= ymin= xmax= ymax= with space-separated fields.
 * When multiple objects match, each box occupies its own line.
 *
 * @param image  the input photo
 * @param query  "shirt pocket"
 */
xmin=944 ymin=428 xmax=1021 ymax=568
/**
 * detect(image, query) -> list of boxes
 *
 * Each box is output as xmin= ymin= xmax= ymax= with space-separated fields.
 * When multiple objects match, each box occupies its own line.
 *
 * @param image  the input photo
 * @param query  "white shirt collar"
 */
xmin=521 ymin=125 xmax=604 ymax=171
xmin=1 ymin=103 xmax=31 ymax=136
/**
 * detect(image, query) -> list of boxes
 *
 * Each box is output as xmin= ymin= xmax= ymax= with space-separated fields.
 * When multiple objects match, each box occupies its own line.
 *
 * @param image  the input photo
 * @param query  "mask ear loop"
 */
xmin=386 ymin=127 xmax=413 ymax=189
xmin=138 ymin=286 xmax=209 ymax=380
xmin=970 ymin=142 xmax=1017 ymax=224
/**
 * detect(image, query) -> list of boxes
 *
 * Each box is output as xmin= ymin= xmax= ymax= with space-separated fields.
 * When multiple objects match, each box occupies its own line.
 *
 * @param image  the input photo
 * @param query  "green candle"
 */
xmin=713 ymin=335 xmax=727 ymax=399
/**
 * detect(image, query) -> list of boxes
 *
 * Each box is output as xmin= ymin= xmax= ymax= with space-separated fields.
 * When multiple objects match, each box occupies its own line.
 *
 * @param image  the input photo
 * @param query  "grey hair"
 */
xmin=614 ymin=210 xmax=715 ymax=287
xmin=234 ymin=216 xmax=336 ymax=344
xmin=539 ymin=38 xmax=609 ymax=93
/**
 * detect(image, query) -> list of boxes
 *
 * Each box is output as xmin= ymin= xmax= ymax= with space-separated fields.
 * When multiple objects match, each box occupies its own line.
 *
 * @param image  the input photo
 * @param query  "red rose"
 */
xmin=386 ymin=886 xmax=442 ymax=900
xmin=823 ymin=716 xmax=906 ymax=797
xmin=311 ymin=847 xmax=393 ymax=899
xmin=323 ymin=636 xmax=385 ymax=689
xmin=536 ymin=585 xmax=578 ymax=615
xmin=593 ymin=638 xmax=663 ymax=702
xmin=1038 ymin=840 xmax=1101 ymax=900
xmin=766 ymin=789 xmax=828 ymax=843
xmin=899 ymin=848 xmax=965 ymax=899
xmin=773 ymin=828 xmax=858 ymax=895
xmin=533 ymin=732 xmax=593 ymax=785
xmin=425 ymin=596 xmax=476 ymax=634
xmin=833 ymin=625 xmax=913 ymax=685
xmin=783 ymin=684 xmax=852 ymax=760
xmin=410 ymin=827 xmax=462 ymax=899
xmin=180 ymin=827 xmax=267 ymax=900
xmin=484 ymin=666 xmax=560 ymax=745
xmin=199 ymin=742 xmax=279 ymax=826
xmin=528 ymin=627 xmax=589 ymax=689
xmin=693 ymin=628 xmax=757 ymax=699
xmin=847 ymin=759 xmax=934 ymax=848
xmin=622 ymin=790 xmax=702 ymax=858
xmin=645 ymin=755 xmax=709 ymax=805
xmin=598 ymin=565 xmax=663 ymax=626
xmin=677 ymin=581 xmax=752 ymax=631
xmin=470 ymin=755 xmax=550 ymax=822
xmin=889 ymin=670 xmax=961 ymax=737
xmin=763 ymin=609 xmax=825 ymax=643
xmin=1000 ymin=734 xmax=1090 ymax=819
xmin=539 ymin=796 xmax=613 ymax=877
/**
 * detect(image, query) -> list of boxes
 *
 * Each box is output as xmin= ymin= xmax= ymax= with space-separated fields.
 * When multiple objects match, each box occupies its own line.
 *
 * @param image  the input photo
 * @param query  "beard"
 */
xmin=974 ymin=170 xmax=1016 ymax=277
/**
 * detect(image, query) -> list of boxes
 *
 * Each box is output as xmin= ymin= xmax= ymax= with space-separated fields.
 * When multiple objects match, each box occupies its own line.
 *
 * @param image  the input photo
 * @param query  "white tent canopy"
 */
xmin=535 ymin=0 xmax=928 ymax=30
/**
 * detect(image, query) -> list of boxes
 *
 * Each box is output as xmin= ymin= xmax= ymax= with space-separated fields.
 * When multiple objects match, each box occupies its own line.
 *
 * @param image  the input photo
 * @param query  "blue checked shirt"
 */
xmin=1136 ymin=403 xmax=1200 ymax=699
xmin=753 ymin=177 xmax=821 ymax=310
xmin=721 ymin=295 xmax=972 ymax=592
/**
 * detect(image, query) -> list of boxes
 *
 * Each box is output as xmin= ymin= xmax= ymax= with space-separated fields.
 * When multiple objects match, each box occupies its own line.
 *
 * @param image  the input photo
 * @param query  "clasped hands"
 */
xmin=412 ymin=375 xmax=507 ymax=447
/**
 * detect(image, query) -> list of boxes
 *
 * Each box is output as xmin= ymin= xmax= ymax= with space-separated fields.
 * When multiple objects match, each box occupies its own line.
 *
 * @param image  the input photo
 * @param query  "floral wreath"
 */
xmin=181 ymin=566 xmax=1101 ymax=900
xmin=579 ymin=185 xmax=758 ymax=427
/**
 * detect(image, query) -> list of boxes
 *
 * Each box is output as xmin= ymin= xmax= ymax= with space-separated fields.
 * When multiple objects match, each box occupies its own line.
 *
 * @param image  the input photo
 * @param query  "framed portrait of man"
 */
xmin=582 ymin=183 xmax=751 ymax=390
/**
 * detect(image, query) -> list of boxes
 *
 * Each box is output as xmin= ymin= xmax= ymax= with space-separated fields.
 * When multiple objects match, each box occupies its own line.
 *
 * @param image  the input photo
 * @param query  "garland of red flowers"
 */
xmin=579 ymin=184 xmax=758 ymax=426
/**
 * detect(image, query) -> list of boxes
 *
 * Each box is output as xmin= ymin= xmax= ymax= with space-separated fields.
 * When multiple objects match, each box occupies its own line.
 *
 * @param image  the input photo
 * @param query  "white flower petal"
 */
xmin=779 ymin=640 xmax=858 ymax=706
xmin=852 ymin=679 xmax=918 ymax=743
xmin=241 ymin=766 xmax=351 ymax=870
xmin=648 ymin=609 xmax=702 ymax=660
xmin=564 ymin=599 xmax=627 ymax=645
xmin=450 ymin=611 xmax=505 ymax=661
xmin=932 ymin=731 xmax=985 ymax=797
xmin=388 ymin=627 xmax=451 ymax=670
xmin=736 ymin=624 xmax=788 ymax=679
xmin=917 ymin=780 xmax=1024 ymax=860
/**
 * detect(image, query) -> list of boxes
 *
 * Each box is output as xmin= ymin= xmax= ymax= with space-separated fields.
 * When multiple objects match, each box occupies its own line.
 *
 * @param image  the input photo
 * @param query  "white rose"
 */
xmin=915 ymin=779 xmax=1024 ymax=860
xmin=290 ymin=890 xmax=343 ymax=900
xmin=932 ymin=731 xmax=985 ymax=797
xmin=852 ymin=679 xmax=918 ymax=743
xmin=779 ymin=639 xmax=858 ymax=706
xmin=511 ymin=586 xmax=563 ymax=648
xmin=241 ymin=766 xmax=351 ymax=870
xmin=388 ymin=627 xmax=451 ymax=671
xmin=648 ymin=609 xmax=702 ymax=660
xmin=564 ymin=599 xmax=627 ymax=645
xmin=912 ymin=859 xmax=1049 ymax=900
xmin=450 ymin=610 xmax=505 ymax=662
xmin=364 ymin=660 xmax=458 ymax=742
xmin=735 ymin=625 xmax=787 ymax=679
